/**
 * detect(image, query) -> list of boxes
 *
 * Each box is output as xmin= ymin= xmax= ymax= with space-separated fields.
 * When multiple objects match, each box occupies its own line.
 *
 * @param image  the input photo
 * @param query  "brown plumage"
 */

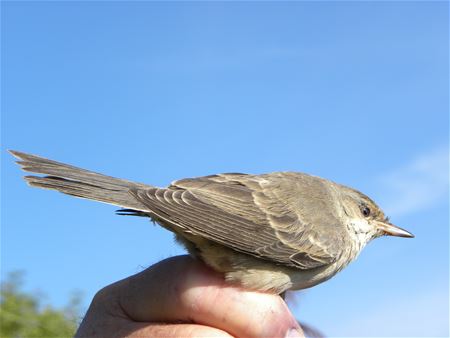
xmin=10 ymin=150 xmax=414 ymax=294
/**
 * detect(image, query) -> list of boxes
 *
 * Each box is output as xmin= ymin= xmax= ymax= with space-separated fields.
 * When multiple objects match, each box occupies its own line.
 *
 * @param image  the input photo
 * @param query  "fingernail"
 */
xmin=285 ymin=327 xmax=304 ymax=337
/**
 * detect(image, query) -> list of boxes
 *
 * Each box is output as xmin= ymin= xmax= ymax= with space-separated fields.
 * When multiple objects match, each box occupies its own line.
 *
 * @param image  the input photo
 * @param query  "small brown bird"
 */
xmin=10 ymin=150 xmax=413 ymax=294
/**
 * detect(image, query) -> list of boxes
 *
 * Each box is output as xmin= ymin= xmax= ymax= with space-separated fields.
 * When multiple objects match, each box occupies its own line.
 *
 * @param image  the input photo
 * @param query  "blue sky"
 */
xmin=2 ymin=2 xmax=448 ymax=337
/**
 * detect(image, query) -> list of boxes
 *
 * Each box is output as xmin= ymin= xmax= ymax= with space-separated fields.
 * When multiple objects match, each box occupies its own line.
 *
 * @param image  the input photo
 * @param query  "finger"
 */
xmin=115 ymin=255 xmax=303 ymax=338
xmin=123 ymin=323 xmax=233 ymax=338
xmin=76 ymin=309 xmax=232 ymax=338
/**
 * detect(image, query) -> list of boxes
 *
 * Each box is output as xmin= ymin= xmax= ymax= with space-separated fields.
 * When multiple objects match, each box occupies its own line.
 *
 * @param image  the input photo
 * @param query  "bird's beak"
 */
xmin=375 ymin=221 xmax=414 ymax=238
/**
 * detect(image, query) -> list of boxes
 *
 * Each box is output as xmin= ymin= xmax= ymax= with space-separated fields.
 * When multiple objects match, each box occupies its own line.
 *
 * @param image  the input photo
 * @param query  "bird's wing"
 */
xmin=131 ymin=172 xmax=348 ymax=269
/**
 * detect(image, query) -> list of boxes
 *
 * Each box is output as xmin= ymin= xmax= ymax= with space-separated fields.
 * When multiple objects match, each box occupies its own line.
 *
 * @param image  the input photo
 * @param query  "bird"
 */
xmin=10 ymin=150 xmax=414 ymax=294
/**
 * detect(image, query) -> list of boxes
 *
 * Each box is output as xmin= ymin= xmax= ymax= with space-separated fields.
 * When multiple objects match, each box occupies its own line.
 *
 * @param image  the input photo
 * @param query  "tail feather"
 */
xmin=10 ymin=150 xmax=150 ymax=211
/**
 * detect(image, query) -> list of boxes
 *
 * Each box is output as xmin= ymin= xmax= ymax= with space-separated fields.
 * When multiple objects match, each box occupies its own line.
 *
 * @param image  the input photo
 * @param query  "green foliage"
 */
xmin=0 ymin=271 xmax=82 ymax=338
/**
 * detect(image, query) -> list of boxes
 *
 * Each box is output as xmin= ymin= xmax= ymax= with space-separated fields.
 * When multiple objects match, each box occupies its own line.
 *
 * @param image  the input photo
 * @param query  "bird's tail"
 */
xmin=10 ymin=150 xmax=149 ymax=211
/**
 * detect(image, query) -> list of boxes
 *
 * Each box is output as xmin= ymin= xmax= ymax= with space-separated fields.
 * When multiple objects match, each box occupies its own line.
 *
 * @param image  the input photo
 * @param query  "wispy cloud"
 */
xmin=377 ymin=145 xmax=449 ymax=217
xmin=332 ymin=282 xmax=449 ymax=337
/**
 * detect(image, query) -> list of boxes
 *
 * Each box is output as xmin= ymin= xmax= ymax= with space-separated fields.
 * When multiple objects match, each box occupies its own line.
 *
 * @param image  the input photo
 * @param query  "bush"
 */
xmin=0 ymin=271 xmax=82 ymax=338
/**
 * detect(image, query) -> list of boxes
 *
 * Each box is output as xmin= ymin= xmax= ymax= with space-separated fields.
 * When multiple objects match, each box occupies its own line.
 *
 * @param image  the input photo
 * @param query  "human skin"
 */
xmin=75 ymin=255 xmax=304 ymax=338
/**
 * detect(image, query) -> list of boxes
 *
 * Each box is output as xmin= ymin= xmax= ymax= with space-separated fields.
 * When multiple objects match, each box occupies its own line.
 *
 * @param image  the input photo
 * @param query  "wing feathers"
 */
xmin=132 ymin=173 xmax=346 ymax=269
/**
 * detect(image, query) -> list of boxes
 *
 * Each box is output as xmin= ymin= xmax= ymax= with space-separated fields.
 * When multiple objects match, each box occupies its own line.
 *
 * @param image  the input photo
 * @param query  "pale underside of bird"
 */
xmin=10 ymin=151 xmax=413 ymax=294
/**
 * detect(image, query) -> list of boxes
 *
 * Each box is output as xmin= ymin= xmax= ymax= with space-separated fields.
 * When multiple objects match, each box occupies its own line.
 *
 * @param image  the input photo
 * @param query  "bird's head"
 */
xmin=338 ymin=185 xmax=414 ymax=240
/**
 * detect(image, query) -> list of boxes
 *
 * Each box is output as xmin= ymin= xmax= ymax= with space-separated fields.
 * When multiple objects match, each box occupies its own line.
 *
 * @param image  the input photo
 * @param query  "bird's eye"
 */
xmin=361 ymin=206 xmax=371 ymax=217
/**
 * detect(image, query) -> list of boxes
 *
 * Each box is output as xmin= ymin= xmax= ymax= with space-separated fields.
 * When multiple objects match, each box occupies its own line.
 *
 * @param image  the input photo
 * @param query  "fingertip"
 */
xmin=285 ymin=327 xmax=305 ymax=337
xmin=182 ymin=283 xmax=301 ymax=338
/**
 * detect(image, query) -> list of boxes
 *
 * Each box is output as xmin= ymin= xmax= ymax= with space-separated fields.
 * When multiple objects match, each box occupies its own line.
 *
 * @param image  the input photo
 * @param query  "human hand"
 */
xmin=75 ymin=255 xmax=304 ymax=337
